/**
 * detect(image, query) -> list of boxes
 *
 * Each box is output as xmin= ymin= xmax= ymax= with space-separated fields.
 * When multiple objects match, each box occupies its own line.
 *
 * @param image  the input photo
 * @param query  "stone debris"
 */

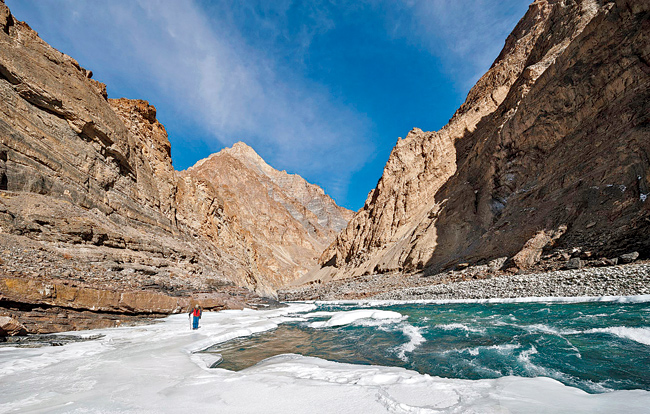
xmin=279 ymin=262 xmax=650 ymax=302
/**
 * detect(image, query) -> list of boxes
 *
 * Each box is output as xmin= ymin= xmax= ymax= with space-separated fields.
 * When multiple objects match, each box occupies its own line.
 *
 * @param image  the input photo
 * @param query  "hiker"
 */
xmin=189 ymin=304 xmax=202 ymax=330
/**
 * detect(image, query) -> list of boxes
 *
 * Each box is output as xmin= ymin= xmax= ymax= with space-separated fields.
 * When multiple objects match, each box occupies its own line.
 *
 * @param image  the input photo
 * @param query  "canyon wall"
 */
xmin=316 ymin=0 xmax=650 ymax=281
xmin=0 ymin=0 xmax=350 ymax=331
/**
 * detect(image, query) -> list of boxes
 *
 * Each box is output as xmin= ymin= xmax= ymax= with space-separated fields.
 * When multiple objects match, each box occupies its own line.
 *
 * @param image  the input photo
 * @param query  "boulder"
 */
xmin=565 ymin=258 xmax=582 ymax=270
xmin=455 ymin=263 xmax=469 ymax=271
xmin=0 ymin=315 xmax=27 ymax=336
xmin=488 ymin=257 xmax=508 ymax=272
xmin=511 ymin=226 xmax=567 ymax=269
xmin=619 ymin=252 xmax=639 ymax=264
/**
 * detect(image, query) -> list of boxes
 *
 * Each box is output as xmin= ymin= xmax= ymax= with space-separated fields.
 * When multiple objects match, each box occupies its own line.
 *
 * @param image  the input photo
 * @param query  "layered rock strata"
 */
xmin=0 ymin=0 xmax=349 ymax=332
xmin=315 ymin=0 xmax=650 ymax=283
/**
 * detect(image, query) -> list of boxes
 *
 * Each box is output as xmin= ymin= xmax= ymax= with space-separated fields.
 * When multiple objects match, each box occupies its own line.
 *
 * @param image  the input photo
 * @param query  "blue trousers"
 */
xmin=192 ymin=316 xmax=200 ymax=329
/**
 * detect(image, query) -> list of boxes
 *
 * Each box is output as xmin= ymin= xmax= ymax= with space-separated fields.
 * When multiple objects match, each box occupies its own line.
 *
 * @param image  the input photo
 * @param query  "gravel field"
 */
xmin=278 ymin=262 xmax=650 ymax=301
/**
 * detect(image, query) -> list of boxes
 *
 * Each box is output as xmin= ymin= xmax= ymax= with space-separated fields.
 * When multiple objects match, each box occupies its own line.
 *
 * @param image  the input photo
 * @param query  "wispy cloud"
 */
xmin=9 ymin=0 xmax=373 ymax=205
xmin=123 ymin=0 xmax=375 ymax=202
xmin=6 ymin=0 xmax=529 ymax=209
xmin=389 ymin=0 xmax=529 ymax=91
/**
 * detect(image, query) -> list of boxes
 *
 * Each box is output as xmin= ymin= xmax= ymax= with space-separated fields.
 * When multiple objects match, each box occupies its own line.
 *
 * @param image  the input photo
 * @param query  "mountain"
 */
xmin=314 ymin=0 xmax=649 ymax=282
xmin=177 ymin=142 xmax=353 ymax=289
xmin=0 ymin=0 xmax=350 ymax=332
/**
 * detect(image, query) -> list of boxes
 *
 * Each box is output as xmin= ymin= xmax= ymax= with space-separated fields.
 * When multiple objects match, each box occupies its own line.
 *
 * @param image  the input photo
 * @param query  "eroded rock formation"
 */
xmin=316 ymin=0 xmax=650 ymax=282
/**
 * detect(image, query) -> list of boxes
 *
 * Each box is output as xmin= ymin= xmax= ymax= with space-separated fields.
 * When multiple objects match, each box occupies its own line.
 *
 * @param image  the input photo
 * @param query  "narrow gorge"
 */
xmin=1 ymin=0 xmax=649 ymax=334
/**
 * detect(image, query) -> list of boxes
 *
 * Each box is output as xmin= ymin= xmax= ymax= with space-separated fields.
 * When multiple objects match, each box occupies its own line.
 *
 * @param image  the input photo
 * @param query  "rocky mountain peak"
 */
xmin=199 ymin=142 xmax=353 ymax=232
xmin=177 ymin=140 xmax=353 ymax=288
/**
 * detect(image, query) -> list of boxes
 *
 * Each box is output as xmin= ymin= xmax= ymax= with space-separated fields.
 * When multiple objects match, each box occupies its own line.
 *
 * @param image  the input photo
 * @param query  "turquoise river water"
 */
xmin=210 ymin=299 xmax=650 ymax=394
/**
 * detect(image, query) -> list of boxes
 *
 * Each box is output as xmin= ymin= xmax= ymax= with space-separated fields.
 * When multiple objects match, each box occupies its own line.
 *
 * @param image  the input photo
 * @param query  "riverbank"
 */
xmin=278 ymin=262 xmax=650 ymax=301
xmin=0 ymin=233 xmax=281 ymax=335
xmin=0 ymin=273 xmax=279 ymax=335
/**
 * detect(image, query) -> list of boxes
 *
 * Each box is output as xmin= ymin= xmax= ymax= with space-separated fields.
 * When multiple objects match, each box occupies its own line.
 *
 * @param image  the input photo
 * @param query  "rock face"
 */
xmin=0 ymin=0 xmax=350 ymax=331
xmin=317 ymin=0 xmax=650 ymax=281
xmin=0 ymin=275 xmax=252 ymax=333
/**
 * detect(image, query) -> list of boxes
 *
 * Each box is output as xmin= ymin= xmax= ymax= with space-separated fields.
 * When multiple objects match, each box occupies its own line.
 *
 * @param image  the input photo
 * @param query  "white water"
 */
xmin=583 ymin=326 xmax=650 ymax=346
xmin=1 ymin=302 xmax=649 ymax=413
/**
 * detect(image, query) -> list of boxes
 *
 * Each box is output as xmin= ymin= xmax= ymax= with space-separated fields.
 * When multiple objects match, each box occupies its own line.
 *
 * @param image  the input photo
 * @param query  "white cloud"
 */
xmin=135 ymin=0 xmax=374 ymax=204
xmin=10 ymin=0 xmax=374 ymax=205
xmin=392 ymin=0 xmax=529 ymax=91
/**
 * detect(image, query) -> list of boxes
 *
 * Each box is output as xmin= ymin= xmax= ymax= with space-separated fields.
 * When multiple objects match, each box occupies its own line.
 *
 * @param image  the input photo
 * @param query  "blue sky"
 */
xmin=6 ymin=0 xmax=529 ymax=210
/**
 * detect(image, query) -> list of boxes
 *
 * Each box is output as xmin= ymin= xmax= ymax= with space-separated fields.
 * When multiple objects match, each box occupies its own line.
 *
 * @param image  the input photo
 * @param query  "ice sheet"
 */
xmin=0 ymin=302 xmax=648 ymax=413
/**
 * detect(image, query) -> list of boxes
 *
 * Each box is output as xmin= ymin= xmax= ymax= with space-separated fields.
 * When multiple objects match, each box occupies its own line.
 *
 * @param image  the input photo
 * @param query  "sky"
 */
xmin=6 ymin=0 xmax=529 ymax=210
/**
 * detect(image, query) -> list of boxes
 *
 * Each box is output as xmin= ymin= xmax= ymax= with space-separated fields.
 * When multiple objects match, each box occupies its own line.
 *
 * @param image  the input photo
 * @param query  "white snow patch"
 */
xmin=309 ymin=309 xmax=404 ymax=328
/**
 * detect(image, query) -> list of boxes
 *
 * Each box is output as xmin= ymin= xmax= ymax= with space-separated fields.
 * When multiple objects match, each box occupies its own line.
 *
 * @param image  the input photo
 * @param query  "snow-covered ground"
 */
xmin=1 ymin=303 xmax=648 ymax=413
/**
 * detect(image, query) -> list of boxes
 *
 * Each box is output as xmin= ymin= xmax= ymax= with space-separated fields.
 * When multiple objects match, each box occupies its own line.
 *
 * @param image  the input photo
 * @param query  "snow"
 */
xmin=308 ymin=309 xmax=404 ymax=328
xmin=1 ymin=303 xmax=649 ymax=413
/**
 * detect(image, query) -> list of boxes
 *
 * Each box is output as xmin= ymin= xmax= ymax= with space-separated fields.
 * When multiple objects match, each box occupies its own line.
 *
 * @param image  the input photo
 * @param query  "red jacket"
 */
xmin=191 ymin=308 xmax=202 ymax=317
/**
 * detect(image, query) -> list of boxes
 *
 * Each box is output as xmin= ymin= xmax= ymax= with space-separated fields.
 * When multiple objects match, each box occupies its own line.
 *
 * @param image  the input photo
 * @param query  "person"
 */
xmin=189 ymin=304 xmax=202 ymax=330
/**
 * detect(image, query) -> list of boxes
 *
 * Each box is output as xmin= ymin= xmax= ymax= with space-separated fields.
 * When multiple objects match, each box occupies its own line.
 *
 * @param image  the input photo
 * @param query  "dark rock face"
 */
xmin=317 ymin=0 xmax=650 ymax=282
xmin=0 ymin=0 xmax=349 ymax=332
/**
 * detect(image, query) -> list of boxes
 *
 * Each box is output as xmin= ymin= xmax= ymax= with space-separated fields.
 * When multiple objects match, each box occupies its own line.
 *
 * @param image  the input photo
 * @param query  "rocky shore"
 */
xmin=0 ymin=233 xmax=280 ymax=335
xmin=278 ymin=262 xmax=650 ymax=301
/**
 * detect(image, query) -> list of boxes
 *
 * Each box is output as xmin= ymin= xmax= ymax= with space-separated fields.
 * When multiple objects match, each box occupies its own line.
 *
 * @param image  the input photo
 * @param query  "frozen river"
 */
xmin=1 ymin=297 xmax=649 ymax=413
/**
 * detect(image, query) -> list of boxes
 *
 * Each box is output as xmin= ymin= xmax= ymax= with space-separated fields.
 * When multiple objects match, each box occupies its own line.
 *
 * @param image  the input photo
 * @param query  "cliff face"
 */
xmin=319 ymin=0 xmax=650 ymax=280
xmin=0 ymin=0 xmax=350 ymax=332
